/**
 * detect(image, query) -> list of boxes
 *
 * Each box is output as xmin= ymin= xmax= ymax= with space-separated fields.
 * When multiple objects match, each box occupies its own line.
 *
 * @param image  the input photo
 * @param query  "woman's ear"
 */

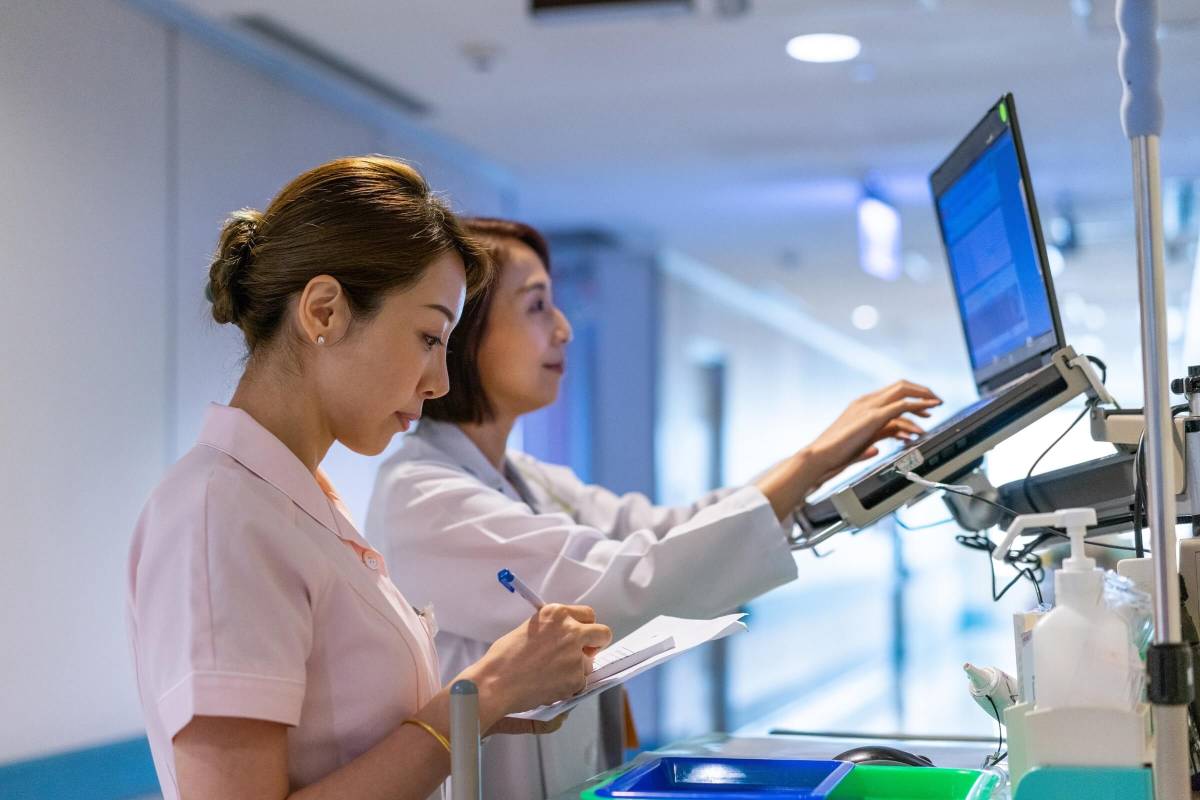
xmin=297 ymin=275 xmax=350 ymax=345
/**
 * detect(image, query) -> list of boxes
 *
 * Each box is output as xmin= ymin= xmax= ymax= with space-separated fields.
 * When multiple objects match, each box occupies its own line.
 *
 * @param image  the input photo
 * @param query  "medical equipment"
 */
xmin=963 ymin=663 xmax=1019 ymax=723
xmin=795 ymin=94 xmax=1110 ymax=549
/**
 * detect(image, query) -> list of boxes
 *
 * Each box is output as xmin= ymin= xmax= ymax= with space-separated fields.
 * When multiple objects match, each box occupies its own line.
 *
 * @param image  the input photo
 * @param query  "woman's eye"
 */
xmin=422 ymin=334 xmax=443 ymax=351
xmin=530 ymin=299 xmax=547 ymax=313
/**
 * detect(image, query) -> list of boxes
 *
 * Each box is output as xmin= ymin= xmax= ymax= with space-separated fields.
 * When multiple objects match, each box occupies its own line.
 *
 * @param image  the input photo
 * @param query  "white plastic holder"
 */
xmin=1006 ymin=702 xmax=1152 ymax=794
xmin=1026 ymin=705 xmax=1151 ymax=768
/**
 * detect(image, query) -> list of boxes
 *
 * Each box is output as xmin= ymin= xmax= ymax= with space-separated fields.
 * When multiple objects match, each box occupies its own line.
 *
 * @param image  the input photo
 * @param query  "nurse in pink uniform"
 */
xmin=126 ymin=157 xmax=611 ymax=800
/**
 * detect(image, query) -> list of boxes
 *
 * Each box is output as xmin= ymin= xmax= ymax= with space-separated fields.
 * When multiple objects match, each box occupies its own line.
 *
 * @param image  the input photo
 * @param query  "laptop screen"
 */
xmin=931 ymin=95 xmax=1063 ymax=392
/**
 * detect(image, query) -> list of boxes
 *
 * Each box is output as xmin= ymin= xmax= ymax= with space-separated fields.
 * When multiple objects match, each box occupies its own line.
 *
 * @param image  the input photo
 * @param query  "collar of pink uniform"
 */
xmin=197 ymin=403 xmax=347 ymax=539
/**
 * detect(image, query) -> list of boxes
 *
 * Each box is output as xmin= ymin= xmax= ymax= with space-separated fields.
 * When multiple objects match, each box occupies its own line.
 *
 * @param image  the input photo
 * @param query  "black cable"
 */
xmin=1022 ymin=405 xmax=1089 ymax=513
xmin=938 ymin=485 xmax=1146 ymax=554
xmin=954 ymin=525 xmax=1046 ymax=604
xmin=984 ymin=695 xmax=1005 ymax=767
xmin=1020 ymin=355 xmax=1111 ymax=513
xmin=1132 ymin=403 xmax=1189 ymax=558
xmin=902 ymin=478 xmax=1147 ymax=604
xmin=1133 ymin=429 xmax=1146 ymax=559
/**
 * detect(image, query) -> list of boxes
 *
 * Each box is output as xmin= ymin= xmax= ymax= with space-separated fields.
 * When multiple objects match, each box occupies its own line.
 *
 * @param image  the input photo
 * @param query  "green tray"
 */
xmin=825 ymin=765 xmax=998 ymax=800
xmin=582 ymin=763 xmax=997 ymax=800
xmin=579 ymin=769 xmax=622 ymax=800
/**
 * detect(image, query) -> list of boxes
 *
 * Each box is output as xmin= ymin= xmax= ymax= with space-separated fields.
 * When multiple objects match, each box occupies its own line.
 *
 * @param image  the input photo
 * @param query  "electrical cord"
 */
xmin=939 ymin=486 xmax=1147 ymax=555
xmin=1133 ymin=428 xmax=1147 ymax=559
xmin=1131 ymin=402 xmax=1189 ymax=559
xmin=1021 ymin=355 xmax=1110 ymax=514
xmin=984 ymin=695 xmax=1005 ymax=768
xmin=955 ymin=525 xmax=1047 ymax=605
xmin=894 ymin=473 xmax=1147 ymax=604
xmin=1021 ymin=406 xmax=1089 ymax=514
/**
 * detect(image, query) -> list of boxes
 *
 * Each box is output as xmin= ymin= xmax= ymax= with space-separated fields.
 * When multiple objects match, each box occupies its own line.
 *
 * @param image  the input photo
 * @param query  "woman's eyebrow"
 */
xmin=424 ymin=303 xmax=457 ymax=322
xmin=518 ymin=281 xmax=548 ymax=295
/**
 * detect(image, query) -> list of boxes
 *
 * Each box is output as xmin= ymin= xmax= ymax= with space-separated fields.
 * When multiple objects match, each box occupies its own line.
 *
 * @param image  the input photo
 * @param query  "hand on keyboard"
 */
xmin=808 ymin=380 xmax=944 ymax=480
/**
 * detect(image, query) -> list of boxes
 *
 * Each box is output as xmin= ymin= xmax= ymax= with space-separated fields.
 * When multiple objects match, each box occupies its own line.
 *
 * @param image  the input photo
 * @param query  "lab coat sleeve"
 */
xmin=511 ymin=454 xmax=748 ymax=541
xmin=377 ymin=461 xmax=798 ymax=644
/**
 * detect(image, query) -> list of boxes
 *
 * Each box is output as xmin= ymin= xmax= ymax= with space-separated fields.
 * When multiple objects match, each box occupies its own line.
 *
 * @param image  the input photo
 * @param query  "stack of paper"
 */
xmin=511 ymin=613 xmax=747 ymax=722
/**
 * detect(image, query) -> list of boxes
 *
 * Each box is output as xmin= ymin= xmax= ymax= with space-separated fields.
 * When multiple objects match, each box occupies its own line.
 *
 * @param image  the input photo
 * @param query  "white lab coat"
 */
xmin=366 ymin=420 xmax=798 ymax=800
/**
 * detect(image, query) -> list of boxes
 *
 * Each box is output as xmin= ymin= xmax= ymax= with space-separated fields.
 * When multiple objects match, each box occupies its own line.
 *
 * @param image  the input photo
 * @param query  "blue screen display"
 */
xmin=937 ymin=129 xmax=1056 ymax=380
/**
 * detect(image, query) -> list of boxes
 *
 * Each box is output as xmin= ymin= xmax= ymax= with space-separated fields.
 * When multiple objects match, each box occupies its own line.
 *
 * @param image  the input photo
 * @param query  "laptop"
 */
xmin=798 ymin=93 xmax=1097 ymax=535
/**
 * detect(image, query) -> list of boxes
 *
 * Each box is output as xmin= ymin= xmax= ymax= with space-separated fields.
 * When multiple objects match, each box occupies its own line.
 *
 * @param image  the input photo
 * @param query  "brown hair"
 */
xmin=207 ymin=155 xmax=491 ymax=354
xmin=423 ymin=217 xmax=551 ymax=424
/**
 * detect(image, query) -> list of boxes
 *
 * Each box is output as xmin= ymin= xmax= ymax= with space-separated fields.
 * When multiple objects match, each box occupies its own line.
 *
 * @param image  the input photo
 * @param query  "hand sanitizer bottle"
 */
xmin=993 ymin=508 xmax=1141 ymax=711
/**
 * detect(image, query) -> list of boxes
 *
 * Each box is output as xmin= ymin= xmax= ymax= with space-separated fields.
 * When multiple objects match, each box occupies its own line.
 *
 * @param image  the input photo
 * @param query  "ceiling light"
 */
xmin=857 ymin=194 xmax=902 ymax=281
xmin=851 ymin=305 xmax=880 ymax=331
xmin=786 ymin=33 xmax=861 ymax=63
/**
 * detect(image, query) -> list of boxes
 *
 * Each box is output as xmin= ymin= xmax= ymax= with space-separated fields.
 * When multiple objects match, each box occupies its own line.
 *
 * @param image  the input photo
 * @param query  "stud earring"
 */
xmin=316 ymin=335 xmax=326 ymax=345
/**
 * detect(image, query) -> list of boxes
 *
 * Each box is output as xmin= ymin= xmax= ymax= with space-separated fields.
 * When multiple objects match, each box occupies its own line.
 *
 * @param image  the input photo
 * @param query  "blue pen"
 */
xmin=497 ymin=568 xmax=545 ymax=610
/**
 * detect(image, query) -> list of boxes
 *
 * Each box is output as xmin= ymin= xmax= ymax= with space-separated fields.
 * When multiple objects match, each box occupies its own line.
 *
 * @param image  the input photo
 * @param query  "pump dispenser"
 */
xmin=994 ymin=508 xmax=1141 ymax=711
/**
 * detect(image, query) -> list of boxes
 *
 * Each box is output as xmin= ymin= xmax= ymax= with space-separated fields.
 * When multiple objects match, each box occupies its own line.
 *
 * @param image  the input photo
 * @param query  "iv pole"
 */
xmin=1116 ymin=1 xmax=1193 ymax=798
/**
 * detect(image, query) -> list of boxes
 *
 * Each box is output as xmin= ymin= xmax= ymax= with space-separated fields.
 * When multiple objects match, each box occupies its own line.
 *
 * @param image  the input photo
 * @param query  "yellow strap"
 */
xmin=404 ymin=718 xmax=450 ymax=753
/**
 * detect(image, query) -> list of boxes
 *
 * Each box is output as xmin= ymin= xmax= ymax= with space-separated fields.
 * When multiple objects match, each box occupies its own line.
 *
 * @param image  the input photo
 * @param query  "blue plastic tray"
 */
xmin=588 ymin=756 xmax=854 ymax=799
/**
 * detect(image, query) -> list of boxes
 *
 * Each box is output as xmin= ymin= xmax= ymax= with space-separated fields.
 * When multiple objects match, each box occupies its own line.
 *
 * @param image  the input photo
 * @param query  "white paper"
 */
xmin=510 ymin=612 xmax=748 ymax=722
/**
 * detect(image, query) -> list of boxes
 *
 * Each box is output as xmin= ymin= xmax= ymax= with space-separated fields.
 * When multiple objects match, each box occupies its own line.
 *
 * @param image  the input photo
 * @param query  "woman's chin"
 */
xmin=340 ymin=431 xmax=392 ymax=458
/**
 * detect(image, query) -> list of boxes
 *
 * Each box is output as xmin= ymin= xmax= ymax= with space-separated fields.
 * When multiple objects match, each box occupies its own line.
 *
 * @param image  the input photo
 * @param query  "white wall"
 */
xmin=0 ymin=0 xmax=170 ymax=763
xmin=0 ymin=0 xmax=507 ymax=764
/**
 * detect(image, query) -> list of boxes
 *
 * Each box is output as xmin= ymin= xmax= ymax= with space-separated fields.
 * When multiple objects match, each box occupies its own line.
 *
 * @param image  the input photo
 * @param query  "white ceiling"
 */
xmin=178 ymin=0 xmax=1200 ymax=393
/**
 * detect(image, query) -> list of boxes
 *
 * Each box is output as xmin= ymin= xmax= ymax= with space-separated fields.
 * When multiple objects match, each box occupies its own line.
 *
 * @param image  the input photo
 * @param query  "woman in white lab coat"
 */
xmin=365 ymin=218 xmax=941 ymax=799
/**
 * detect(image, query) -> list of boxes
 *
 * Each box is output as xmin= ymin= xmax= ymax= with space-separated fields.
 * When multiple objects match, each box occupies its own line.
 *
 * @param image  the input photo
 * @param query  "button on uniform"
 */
xmin=362 ymin=551 xmax=380 ymax=571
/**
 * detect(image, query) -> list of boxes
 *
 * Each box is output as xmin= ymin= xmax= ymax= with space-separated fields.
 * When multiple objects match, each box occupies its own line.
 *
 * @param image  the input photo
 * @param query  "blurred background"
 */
xmin=2 ymin=0 xmax=1199 ymax=795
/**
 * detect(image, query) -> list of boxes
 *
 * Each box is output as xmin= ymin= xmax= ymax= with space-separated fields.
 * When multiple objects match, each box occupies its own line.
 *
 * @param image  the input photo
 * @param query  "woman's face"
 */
xmin=318 ymin=251 xmax=466 ymax=455
xmin=476 ymin=241 xmax=573 ymax=419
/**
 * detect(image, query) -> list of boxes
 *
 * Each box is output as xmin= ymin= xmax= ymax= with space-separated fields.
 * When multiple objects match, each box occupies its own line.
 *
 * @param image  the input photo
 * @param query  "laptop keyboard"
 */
xmin=916 ymin=394 xmax=997 ymax=443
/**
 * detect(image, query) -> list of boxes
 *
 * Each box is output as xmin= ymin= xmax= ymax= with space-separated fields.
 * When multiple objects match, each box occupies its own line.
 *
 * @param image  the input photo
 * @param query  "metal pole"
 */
xmin=450 ymin=680 xmax=481 ymax=800
xmin=1134 ymin=133 xmax=1180 ymax=642
xmin=1116 ymin=2 xmax=1192 ymax=798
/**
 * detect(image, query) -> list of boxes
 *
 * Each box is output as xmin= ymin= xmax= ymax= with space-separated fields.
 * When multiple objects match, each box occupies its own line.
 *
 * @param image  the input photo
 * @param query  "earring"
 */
xmin=316 ymin=335 xmax=326 ymax=346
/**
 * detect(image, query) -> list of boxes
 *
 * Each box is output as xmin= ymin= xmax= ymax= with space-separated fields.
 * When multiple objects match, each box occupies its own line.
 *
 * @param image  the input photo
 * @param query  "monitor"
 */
xmin=930 ymin=94 xmax=1065 ymax=395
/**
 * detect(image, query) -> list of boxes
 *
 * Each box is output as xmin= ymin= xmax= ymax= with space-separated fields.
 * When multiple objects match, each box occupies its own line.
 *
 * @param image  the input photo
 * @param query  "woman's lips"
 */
xmin=543 ymin=362 xmax=565 ymax=374
xmin=395 ymin=412 xmax=419 ymax=431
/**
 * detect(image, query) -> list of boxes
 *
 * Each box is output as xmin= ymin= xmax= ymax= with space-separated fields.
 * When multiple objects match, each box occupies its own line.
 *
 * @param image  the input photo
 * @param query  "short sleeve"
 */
xmin=130 ymin=462 xmax=316 ymax=739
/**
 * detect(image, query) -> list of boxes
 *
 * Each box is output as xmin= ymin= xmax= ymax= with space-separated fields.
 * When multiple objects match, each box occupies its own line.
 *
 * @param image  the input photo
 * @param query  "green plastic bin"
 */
xmin=825 ymin=765 xmax=999 ymax=800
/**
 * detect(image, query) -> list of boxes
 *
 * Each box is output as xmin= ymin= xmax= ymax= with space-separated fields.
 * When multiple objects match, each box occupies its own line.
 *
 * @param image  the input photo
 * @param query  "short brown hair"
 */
xmin=207 ymin=155 xmax=491 ymax=354
xmin=422 ymin=217 xmax=551 ymax=424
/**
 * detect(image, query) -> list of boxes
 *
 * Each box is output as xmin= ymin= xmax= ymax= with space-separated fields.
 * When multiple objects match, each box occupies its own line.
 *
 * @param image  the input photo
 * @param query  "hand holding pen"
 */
xmin=453 ymin=569 xmax=610 ymax=724
xmin=498 ymin=567 xmax=607 ymax=658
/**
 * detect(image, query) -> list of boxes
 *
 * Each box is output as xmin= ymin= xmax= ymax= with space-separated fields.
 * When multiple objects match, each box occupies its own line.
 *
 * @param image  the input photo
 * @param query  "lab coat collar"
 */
xmin=196 ymin=403 xmax=342 ymax=538
xmin=413 ymin=419 xmax=515 ymax=497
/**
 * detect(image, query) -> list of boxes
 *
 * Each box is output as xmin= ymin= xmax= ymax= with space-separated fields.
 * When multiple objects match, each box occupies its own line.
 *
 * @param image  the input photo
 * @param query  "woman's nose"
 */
xmin=554 ymin=308 xmax=573 ymax=345
xmin=424 ymin=355 xmax=451 ymax=399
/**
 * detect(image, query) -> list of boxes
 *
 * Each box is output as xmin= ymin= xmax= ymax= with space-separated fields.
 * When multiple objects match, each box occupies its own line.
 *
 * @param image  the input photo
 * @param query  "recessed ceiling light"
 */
xmin=786 ymin=33 xmax=861 ymax=64
xmin=851 ymin=304 xmax=880 ymax=331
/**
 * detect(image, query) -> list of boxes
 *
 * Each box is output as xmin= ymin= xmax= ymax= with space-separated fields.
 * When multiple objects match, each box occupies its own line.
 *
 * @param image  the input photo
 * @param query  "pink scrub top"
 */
xmin=126 ymin=404 xmax=442 ymax=799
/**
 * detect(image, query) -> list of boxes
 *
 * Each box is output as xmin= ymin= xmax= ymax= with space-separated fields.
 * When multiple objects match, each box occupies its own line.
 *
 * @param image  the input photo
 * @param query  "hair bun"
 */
xmin=208 ymin=208 xmax=263 ymax=326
